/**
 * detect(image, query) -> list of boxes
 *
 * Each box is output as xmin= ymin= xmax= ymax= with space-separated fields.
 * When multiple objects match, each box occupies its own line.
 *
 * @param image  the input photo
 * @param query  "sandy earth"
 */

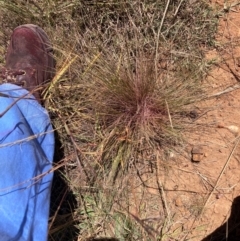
xmin=45 ymin=1 xmax=240 ymax=240
xmin=2 ymin=1 xmax=239 ymax=241
xmin=173 ymin=1 xmax=240 ymax=240
xmin=126 ymin=1 xmax=240 ymax=240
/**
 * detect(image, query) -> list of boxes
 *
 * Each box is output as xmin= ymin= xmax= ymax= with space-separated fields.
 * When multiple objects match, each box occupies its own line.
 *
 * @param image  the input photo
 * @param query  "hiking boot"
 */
xmin=2 ymin=24 xmax=55 ymax=103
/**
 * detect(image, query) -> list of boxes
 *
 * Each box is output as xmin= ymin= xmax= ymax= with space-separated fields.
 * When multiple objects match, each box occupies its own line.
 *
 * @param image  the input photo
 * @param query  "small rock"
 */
xmin=191 ymin=146 xmax=204 ymax=162
xmin=215 ymin=193 xmax=222 ymax=199
xmin=192 ymin=153 xmax=203 ymax=162
xmin=217 ymin=122 xmax=225 ymax=128
xmin=237 ymin=57 xmax=240 ymax=67
xmin=175 ymin=197 xmax=183 ymax=207
xmin=167 ymin=151 xmax=175 ymax=159
xmin=226 ymin=125 xmax=239 ymax=135
xmin=188 ymin=110 xmax=198 ymax=119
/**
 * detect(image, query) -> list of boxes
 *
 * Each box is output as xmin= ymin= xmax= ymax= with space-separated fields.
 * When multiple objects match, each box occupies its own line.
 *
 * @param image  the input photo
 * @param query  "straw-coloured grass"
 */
xmin=0 ymin=0 xmax=218 ymax=240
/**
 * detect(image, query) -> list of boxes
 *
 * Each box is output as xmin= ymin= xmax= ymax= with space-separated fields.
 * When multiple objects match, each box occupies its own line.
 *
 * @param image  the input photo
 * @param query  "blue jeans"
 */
xmin=0 ymin=84 xmax=54 ymax=241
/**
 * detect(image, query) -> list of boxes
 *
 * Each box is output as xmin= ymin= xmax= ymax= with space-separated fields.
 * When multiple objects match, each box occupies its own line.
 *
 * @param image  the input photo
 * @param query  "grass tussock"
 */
xmin=0 ymin=0 xmax=218 ymax=240
xmin=86 ymin=50 xmax=203 ymax=171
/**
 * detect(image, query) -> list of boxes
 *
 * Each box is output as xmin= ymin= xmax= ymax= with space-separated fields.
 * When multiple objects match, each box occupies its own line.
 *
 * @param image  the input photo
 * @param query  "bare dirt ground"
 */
xmin=126 ymin=1 xmax=240 ymax=240
xmin=1 ymin=2 xmax=239 ymax=241
xmin=170 ymin=1 xmax=240 ymax=240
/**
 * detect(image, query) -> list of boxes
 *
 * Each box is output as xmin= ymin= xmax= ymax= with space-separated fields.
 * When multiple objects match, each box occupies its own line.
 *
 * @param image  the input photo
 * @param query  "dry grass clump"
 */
xmin=0 ymin=0 xmax=218 ymax=240
xmin=84 ymin=50 xmax=203 ymax=176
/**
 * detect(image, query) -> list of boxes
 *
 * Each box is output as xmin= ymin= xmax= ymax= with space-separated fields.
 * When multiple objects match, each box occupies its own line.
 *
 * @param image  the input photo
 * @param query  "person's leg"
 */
xmin=0 ymin=25 xmax=55 ymax=240
xmin=0 ymin=84 xmax=54 ymax=240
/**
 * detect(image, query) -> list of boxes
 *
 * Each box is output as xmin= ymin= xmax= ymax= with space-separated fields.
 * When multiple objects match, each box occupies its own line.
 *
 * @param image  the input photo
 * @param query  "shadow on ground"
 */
xmin=202 ymin=196 xmax=240 ymax=241
xmin=48 ymin=129 xmax=78 ymax=241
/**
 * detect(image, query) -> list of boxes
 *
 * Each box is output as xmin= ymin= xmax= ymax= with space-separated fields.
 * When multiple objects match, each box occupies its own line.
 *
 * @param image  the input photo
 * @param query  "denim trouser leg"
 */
xmin=0 ymin=84 xmax=54 ymax=241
